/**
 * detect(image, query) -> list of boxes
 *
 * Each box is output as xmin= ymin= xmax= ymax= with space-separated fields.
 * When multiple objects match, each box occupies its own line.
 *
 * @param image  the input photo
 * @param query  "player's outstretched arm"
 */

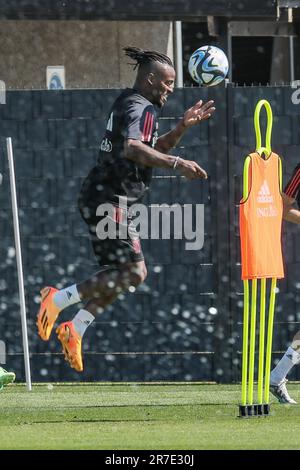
xmin=155 ymin=100 xmax=216 ymax=153
xmin=124 ymin=139 xmax=207 ymax=180
xmin=283 ymin=193 xmax=300 ymax=224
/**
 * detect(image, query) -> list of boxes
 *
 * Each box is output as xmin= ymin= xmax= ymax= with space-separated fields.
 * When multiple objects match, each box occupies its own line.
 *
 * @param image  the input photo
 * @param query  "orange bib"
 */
xmin=239 ymin=152 xmax=284 ymax=280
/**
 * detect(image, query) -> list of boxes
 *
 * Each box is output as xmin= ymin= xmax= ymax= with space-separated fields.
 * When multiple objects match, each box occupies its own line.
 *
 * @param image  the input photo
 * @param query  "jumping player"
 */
xmin=270 ymin=163 xmax=300 ymax=403
xmin=36 ymin=46 xmax=216 ymax=372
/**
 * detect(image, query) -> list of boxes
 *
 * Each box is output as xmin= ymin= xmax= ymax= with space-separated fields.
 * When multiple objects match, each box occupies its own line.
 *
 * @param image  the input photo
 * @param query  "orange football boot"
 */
xmin=56 ymin=322 xmax=83 ymax=372
xmin=36 ymin=287 xmax=61 ymax=341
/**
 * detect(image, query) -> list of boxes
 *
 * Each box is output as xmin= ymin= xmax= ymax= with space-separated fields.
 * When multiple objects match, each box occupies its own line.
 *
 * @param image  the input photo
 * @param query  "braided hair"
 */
xmin=123 ymin=46 xmax=173 ymax=70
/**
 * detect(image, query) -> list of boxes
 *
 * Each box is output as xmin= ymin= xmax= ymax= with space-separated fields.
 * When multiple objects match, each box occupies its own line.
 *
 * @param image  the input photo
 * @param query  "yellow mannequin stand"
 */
xmin=239 ymin=99 xmax=282 ymax=418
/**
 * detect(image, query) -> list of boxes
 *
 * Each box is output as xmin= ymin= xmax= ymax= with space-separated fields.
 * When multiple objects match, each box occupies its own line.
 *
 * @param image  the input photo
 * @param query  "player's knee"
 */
xmin=131 ymin=269 xmax=146 ymax=286
xmin=126 ymin=263 xmax=147 ymax=286
xmin=140 ymin=264 xmax=147 ymax=282
xmin=291 ymin=330 xmax=300 ymax=351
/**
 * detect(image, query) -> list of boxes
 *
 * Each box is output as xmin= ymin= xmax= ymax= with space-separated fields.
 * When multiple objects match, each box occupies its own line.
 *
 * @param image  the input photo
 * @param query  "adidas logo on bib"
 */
xmin=257 ymin=180 xmax=273 ymax=203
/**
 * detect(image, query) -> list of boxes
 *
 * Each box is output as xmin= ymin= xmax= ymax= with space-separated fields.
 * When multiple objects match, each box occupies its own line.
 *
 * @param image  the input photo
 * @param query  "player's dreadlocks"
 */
xmin=123 ymin=46 xmax=173 ymax=70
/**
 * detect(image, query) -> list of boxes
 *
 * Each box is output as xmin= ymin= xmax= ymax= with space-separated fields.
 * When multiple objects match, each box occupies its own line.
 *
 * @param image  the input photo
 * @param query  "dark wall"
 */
xmin=0 ymin=0 xmax=276 ymax=20
xmin=0 ymin=85 xmax=299 ymax=383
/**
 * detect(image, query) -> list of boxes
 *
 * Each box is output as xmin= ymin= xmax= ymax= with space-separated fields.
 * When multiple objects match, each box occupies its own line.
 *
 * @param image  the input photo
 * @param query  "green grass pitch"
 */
xmin=1 ymin=382 xmax=300 ymax=449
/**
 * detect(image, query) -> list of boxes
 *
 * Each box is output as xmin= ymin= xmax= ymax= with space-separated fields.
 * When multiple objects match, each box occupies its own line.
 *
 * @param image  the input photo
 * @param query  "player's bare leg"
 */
xmin=270 ymin=329 xmax=300 ymax=404
xmin=77 ymin=260 xmax=147 ymax=312
xmin=55 ymin=260 xmax=147 ymax=371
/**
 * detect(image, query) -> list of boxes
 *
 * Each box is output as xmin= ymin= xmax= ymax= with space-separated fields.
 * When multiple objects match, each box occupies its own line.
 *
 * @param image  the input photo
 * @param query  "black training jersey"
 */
xmin=81 ymin=89 xmax=158 ymax=207
xmin=284 ymin=163 xmax=300 ymax=209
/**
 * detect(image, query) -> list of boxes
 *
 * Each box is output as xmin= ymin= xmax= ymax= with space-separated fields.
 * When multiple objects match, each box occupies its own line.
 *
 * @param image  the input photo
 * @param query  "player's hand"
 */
xmin=182 ymin=100 xmax=216 ymax=128
xmin=177 ymin=158 xmax=207 ymax=180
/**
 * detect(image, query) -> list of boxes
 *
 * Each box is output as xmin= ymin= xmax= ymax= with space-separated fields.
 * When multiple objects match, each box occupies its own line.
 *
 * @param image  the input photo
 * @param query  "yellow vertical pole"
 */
xmin=241 ymin=279 xmax=249 ymax=406
xmin=264 ymin=278 xmax=277 ymax=403
xmin=248 ymin=279 xmax=257 ymax=405
xmin=254 ymin=100 xmax=276 ymax=407
xmin=241 ymin=156 xmax=251 ymax=407
xmin=257 ymin=278 xmax=266 ymax=404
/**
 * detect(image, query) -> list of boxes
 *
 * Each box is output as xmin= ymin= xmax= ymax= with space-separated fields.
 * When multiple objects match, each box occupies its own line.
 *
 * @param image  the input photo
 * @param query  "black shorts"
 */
xmin=78 ymin=198 xmax=144 ymax=267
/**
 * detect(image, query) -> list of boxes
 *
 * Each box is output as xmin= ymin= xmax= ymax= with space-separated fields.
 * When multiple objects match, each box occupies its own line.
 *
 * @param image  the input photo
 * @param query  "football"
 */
xmin=188 ymin=45 xmax=229 ymax=86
